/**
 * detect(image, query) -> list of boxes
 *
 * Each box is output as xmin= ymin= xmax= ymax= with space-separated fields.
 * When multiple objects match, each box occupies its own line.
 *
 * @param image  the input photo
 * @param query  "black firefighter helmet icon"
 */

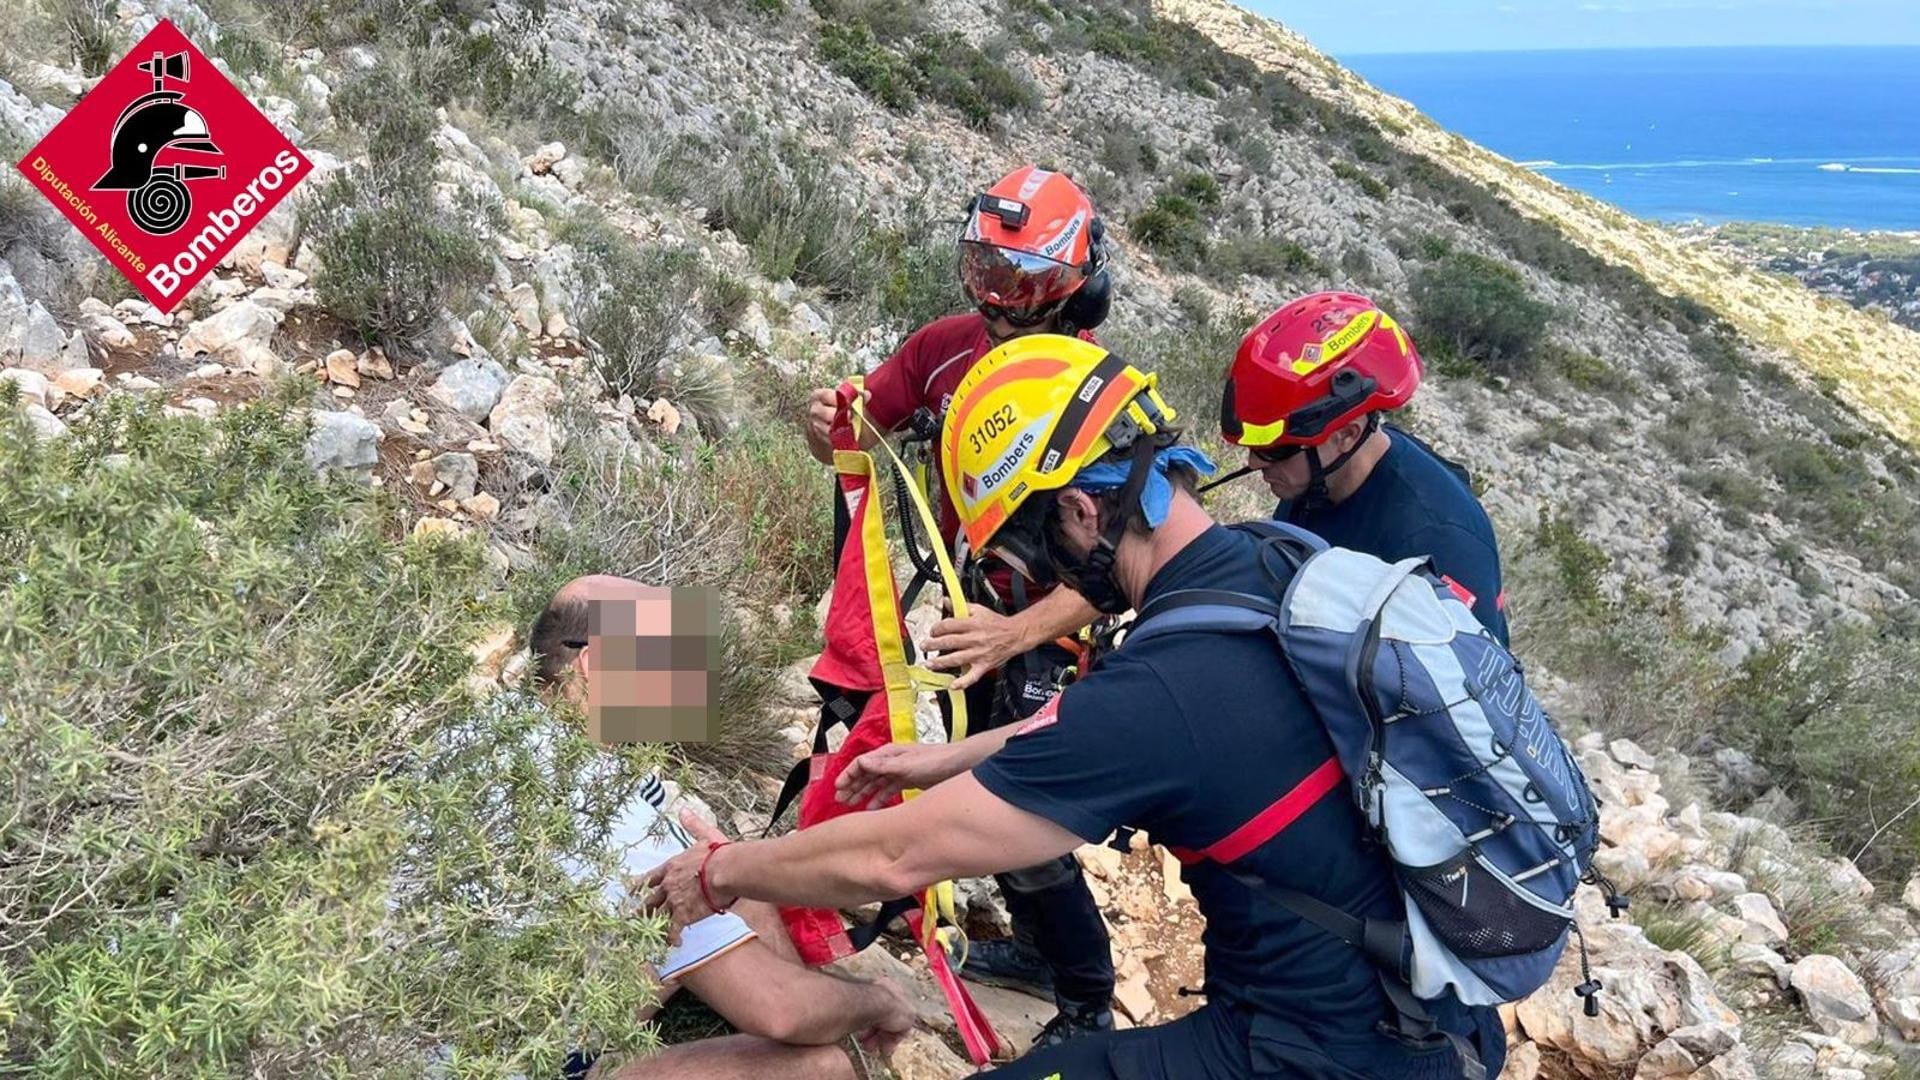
xmin=92 ymin=49 xmax=226 ymax=236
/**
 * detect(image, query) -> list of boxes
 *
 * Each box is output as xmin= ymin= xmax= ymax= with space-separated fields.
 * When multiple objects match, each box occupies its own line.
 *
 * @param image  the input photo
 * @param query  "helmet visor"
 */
xmin=958 ymin=241 xmax=1085 ymax=315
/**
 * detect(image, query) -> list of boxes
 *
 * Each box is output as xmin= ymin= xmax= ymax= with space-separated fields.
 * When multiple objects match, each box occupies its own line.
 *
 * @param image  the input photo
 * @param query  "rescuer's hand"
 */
xmin=836 ymin=742 xmax=966 ymax=809
xmin=641 ymin=810 xmax=737 ymax=940
xmin=925 ymin=606 xmax=1028 ymax=690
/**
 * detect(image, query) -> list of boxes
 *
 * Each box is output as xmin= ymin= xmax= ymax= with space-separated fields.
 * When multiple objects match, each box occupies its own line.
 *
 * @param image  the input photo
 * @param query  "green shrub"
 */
xmin=305 ymin=177 xmax=492 ymax=351
xmin=307 ymin=72 xmax=492 ymax=350
xmin=875 ymin=225 xmax=965 ymax=329
xmin=1129 ymin=194 xmax=1210 ymax=268
xmin=815 ymin=8 xmax=1036 ymax=127
xmin=1662 ymin=518 xmax=1701 ymax=574
xmin=1717 ymin=629 xmax=1920 ymax=882
xmin=819 ymin=21 xmax=918 ymax=109
xmin=1545 ymin=345 xmax=1634 ymax=396
xmin=0 ymin=395 xmax=667 ymax=1075
xmin=1410 ymin=252 xmax=1552 ymax=373
xmin=1209 ymin=235 xmax=1319 ymax=282
xmin=559 ymin=214 xmax=737 ymax=429
xmin=706 ymin=144 xmax=880 ymax=299
xmin=910 ymin=34 xmax=1039 ymax=129
xmin=1174 ymin=170 xmax=1222 ymax=206
xmin=1329 ymin=160 xmax=1389 ymax=200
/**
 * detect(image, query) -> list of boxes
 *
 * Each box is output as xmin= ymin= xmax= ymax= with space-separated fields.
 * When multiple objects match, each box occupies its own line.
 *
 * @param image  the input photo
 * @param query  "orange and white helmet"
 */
xmin=958 ymin=166 xmax=1108 ymax=327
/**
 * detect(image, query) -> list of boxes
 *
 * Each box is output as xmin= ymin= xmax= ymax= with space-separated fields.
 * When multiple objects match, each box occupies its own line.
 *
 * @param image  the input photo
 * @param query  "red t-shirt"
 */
xmin=863 ymin=313 xmax=1098 ymax=549
xmin=862 ymin=313 xmax=996 ymax=545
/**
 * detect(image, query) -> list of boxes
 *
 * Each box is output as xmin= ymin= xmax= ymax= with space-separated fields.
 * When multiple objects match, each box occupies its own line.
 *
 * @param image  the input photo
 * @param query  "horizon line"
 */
xmin=1337 ymin=42 xmax=1920 ymax=57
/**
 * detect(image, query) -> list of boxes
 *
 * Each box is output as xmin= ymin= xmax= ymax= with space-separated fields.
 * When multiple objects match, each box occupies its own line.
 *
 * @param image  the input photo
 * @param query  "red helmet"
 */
xmin=958 ymin=166 xmax=1106 ymax=323
xmin=1221 ymin=291 xmax=1421 ymax=449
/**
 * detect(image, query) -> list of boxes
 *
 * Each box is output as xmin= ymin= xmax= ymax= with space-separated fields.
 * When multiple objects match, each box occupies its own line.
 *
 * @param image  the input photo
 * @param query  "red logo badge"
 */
xmin=13 ymin=20 xmax=312 ymax=312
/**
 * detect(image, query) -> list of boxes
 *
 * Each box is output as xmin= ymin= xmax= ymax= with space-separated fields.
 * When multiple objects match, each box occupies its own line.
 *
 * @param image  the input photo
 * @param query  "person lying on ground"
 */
xmin=531 ymin=574 xmax=915 ymax=1080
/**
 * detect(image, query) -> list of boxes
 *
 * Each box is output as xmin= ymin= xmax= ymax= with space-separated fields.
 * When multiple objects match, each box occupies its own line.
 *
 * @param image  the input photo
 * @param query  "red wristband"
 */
xmin=697 ymin=840 xmax=734 ymax=915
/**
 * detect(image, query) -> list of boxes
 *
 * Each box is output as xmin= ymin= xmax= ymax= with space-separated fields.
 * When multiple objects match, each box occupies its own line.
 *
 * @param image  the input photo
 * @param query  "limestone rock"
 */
xmin=1903 ymin=875 xmax=1920 ymax=914
xmin=1 ymin=368 xmax=50 ymax=408
xmin=178 ymin=299 xmax=280 ymax=360
xmin=1503 ymin=1039 xmax=1541 ymax=1080
xmin=305 ymin=410 xmax=381 ymax=473
xmin=1729 ymin=942 xmax=1792 ymax=988
xmin=21 ymin=403 xmax=66 ymax=439
xmin=1610 ymin=737 xmax=1658 ymax=770
xmin=459 ymin=492 xmax=500 ymax=519
xmin=357 ymin=348 xmax=394 ymax=380
xmin=1632 ymin=1036 xmax=1696 ymax=1079
xmin=1729 ymin=892 xmax=1788 ymax=949
xmin=488 ymin=375 xmax=562 ymax=464
xmin=51 ymin=367 xmax=104 ymax=399
xmin=412 ymin=517 xmax=468 ymax=540
xmin=429 ymin=357 xmax=511 ymax=420
xmin=1882 ymin=996 xmax=1920 ymax=1042
xmin=324 ymin=348 xmax=361 ymax=387
xmin=1790 ymin=954 xmax=1878 ymax=1046
xmin=431 ymin=452 xmax=479 ymax=501
xmin=523 ymin=141 xmax=566 ymax=175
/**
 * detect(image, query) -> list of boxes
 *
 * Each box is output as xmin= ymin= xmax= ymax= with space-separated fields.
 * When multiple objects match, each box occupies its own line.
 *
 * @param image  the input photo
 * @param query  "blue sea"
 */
xmin=1342 ymin=47 xmax=1920 ymax=231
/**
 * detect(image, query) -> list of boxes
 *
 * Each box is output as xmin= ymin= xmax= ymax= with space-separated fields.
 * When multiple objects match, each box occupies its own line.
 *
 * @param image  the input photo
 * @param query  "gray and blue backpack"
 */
xmin=1125 ymin=521 xmax=1615 ymax=1074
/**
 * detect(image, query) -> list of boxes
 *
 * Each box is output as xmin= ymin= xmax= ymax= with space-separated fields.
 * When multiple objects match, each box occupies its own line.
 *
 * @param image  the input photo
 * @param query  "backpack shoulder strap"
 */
xmin=1384 ymin=423 xmax=1475 ymax=491
xmin=1124 ymin=590 xmax=1279 ymax=649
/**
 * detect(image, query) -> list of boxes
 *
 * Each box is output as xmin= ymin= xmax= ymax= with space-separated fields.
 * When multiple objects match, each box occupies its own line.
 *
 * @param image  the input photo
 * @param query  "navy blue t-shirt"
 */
xmin=1278 ymin=428 xmax=1509 ymax=645
xmin=973 ymin=525 xmax=1497 ymax=1074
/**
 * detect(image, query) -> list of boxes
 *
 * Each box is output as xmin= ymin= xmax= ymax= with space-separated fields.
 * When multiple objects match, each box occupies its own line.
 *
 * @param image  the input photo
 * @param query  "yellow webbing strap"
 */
xmin=840 ymin=383 xmax=976 ymax=953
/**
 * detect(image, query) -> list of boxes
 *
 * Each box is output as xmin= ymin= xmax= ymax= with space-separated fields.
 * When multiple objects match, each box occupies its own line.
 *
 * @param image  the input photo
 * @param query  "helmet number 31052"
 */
xmin=967 ymin=405 xmax=1018 ymax=455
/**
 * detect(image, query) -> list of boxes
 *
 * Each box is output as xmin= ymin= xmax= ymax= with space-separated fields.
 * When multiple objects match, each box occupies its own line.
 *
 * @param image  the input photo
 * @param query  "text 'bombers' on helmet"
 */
xmin=938 ymin=334 xmax=1174 ymax=554
xmin=1221 ymin=291 xmax=1423 ymax=449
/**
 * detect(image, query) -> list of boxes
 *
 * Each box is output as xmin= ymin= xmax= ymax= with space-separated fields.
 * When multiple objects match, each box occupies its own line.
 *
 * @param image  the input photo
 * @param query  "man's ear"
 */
xmin=1333 ymin=416 xmax=1370 ymax=454
xmin=1055 ymin=488 xmax=1102 ymax=544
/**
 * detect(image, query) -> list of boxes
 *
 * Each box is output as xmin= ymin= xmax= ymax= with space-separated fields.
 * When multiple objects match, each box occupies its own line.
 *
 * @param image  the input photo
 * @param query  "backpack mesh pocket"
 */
xmin=1403 ymin=854 xmax=1569 ymax=959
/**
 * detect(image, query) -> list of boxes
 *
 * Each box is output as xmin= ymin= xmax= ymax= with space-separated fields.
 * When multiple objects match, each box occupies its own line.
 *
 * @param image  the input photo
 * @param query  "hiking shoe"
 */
xmin=958 ymin=938 xmax=1055 ymax=1000
xmin=1032 ymin=1001 xmax=1116 ymax=1050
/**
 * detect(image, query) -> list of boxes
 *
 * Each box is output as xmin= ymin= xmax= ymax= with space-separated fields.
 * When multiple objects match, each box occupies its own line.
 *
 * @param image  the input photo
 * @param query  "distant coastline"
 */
xmin=1345 ymin=46 xmax=1920 ymax=230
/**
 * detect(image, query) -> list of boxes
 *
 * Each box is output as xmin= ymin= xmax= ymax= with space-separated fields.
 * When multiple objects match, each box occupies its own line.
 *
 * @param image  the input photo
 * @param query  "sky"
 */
xmin=1245 ymin=0 xmax=1920 ymax=55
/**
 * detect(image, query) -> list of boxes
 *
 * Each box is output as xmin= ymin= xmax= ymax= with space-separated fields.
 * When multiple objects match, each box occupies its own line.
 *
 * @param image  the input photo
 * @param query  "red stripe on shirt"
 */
xmin=1169 ymin=755 xmax=1346 ymax=865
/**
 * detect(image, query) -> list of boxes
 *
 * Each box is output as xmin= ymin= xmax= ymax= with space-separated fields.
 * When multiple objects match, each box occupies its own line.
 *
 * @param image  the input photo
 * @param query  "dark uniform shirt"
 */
xmin=1278 ymin=428 xmax=1509 ymax=645
xmin=973 ymin=525 xmax=1500 ymax=1076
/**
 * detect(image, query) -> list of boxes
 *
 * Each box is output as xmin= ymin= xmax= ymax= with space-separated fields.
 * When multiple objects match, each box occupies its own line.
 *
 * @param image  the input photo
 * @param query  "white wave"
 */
xmin=1848 ymin=167 xmax=1920 ymax=175
xmin=1515 ymin=160 xmax=1559 ymax=168
xmin=1530 ymin=155 xmax=1920 ymax=173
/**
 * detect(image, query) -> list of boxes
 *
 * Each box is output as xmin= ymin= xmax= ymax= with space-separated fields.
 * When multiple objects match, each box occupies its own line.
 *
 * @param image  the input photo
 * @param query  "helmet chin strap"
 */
xmin=1293 ymin=413 xmax=1379 ymax=516
xmin=1055 ymin=437 xmax=1158 ymax=615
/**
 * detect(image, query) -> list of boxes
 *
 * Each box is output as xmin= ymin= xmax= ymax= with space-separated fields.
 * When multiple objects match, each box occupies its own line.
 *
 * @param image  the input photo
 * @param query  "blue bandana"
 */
xmin=1069 ymin=446 xmax=1218 ymax=528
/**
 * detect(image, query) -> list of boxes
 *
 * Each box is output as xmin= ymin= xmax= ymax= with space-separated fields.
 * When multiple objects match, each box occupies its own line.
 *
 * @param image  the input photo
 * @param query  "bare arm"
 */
xmin=926 ymin=586 xmax=1100 ymax=689
xmin=833 ymin=723 xmax=1028 ymax=809
xmin=643 ymin=777 xmax=1083 ymax=923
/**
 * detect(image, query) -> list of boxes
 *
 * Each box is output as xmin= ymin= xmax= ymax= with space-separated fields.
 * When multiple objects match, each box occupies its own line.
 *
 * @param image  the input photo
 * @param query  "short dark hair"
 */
xmin=529 ymin=593 xmax=589 ymax=689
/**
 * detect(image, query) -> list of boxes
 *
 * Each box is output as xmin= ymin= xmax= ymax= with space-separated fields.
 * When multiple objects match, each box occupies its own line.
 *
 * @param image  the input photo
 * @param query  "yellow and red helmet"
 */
xmin=940 ymin=334 xmax=1173 ymax=565
xmin=958 ymin=166 xmax=1102 ymax=321
xmin=1221 ymin=291 xmax=1422 ymax=449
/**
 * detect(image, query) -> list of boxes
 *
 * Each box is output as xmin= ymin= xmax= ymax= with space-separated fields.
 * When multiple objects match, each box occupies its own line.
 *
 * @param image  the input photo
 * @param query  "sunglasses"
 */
xmin=1251 ymin=444 xmax=1305 ymax=464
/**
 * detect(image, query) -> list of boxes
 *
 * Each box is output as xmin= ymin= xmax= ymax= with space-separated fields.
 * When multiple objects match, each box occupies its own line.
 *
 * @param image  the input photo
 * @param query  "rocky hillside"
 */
xmin=4 ymin=0 xmax=1920 ymax=1076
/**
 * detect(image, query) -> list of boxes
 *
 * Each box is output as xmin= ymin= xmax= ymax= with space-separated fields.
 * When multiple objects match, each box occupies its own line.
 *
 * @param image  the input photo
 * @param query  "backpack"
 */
xmin=1125 ymin=521 xmax=1612 ymax=1075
